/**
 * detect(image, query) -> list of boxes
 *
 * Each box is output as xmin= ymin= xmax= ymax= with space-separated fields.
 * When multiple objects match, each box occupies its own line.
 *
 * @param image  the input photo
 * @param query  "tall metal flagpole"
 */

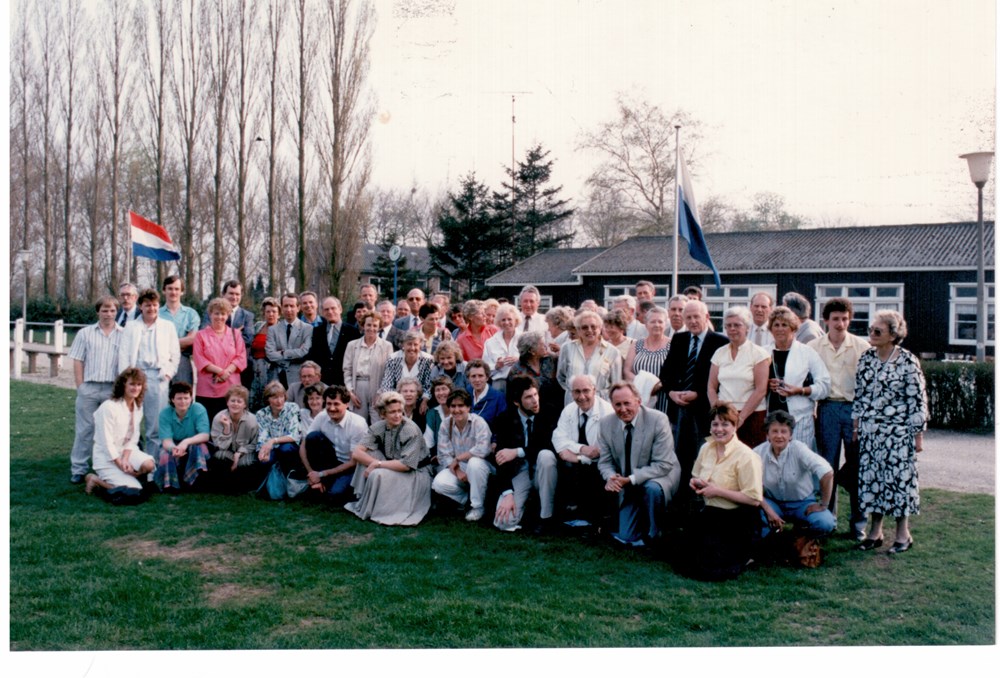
xmin=672 ymin=125 xmax=681 ymax=296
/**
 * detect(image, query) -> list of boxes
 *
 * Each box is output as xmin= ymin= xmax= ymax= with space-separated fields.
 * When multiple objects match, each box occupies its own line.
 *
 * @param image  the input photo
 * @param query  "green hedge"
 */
xmin=922 ymin=360 xmax=994 ymax=431
xmin=10 ymin=295 xmax=208 ymax=324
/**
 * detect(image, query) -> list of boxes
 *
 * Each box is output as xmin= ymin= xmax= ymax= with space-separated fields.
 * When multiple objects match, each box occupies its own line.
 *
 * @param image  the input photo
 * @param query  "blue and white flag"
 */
xmin=677 ymin=151 xmax=721 ymax=288
xmin=130 ymin=211 xmax=181 ymax=261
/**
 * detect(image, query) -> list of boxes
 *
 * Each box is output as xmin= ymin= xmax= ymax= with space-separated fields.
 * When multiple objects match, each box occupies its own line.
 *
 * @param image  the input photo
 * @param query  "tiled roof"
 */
xmin=486 ymin=247 xmax=607 ymax=285
xmin=359 ymin=243 xmax=432 ymax=273
xmin=571 ymin=222 xmax=995 ymax=275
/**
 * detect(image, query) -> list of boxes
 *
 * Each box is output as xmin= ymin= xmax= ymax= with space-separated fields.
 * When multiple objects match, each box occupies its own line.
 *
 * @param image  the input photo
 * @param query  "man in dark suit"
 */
xmin=115 ymin=282 xmax=141 ymax=326
xmin=657 ymin=299 xmax=729 ymax=479
xmin=306 ymin=296 xmax=360 ymax=388
xmin=492 ymin=375 xmax=559 ymax=533
xmin=598 ymin=382 xmax=681 ymax=548
xmin=375 ymin=300 xmax=406 ymax=349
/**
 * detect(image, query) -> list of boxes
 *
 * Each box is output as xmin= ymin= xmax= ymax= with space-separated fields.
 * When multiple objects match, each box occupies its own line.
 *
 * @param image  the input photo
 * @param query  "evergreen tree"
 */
xmin=429 ymin=173 xmax=503 ymax=298
xmin=500 ymin=144 xmax=575 ymax=260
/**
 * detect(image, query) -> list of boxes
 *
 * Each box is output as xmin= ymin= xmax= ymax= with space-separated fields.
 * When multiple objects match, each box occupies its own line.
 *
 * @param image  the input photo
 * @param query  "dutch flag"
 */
xmin=130 ymin=211 xmax=181 ymax=261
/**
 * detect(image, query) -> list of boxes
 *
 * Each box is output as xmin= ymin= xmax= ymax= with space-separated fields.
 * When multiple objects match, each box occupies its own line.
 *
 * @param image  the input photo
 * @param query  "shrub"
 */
xmin=922 ymin=360 xmax=994 ymax=431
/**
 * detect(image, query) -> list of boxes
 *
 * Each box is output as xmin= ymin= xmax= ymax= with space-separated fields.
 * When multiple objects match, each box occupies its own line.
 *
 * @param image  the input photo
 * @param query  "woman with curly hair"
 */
xmin=853 ymin=310 xmax=928 ymax=555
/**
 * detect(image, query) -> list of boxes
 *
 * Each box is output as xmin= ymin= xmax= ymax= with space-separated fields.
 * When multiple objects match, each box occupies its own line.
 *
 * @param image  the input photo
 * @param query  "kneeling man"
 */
xmin=431 ymin=389 xmax=494 ymax=520
xmin=493 ymin=375 xmax=558 ymax=533
xmin=551 ymin=374 xmax=614 ymax=526
xmin=753 ymin=410 xmax=836 ymax=537
xmin=300 ymin=385 xmax=368 ymax=504
xmin=598 ymin=381 xmax=681 ymax=547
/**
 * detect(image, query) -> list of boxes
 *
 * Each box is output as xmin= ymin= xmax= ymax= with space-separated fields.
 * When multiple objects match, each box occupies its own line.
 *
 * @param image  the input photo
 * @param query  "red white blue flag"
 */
xmin=130 ymin=211 xmax=180 ymax=261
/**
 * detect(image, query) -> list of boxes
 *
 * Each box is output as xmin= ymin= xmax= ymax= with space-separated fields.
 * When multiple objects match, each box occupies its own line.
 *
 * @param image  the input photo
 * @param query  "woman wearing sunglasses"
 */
xmin=852 ymin=310 xmax=929 ymax=555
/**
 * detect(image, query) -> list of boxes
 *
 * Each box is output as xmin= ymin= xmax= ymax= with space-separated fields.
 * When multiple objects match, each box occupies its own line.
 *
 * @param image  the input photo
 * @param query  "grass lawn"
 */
xmin=8 ymin=381 xmax=996 ymax=650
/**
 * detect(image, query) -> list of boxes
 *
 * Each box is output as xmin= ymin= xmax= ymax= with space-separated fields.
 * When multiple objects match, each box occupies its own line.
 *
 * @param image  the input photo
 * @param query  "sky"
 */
xmin=366 ymin=0 xmax=997 ymax=226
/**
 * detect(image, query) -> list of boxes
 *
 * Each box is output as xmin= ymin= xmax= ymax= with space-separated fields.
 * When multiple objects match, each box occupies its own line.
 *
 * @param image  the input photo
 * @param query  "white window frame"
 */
xmin=949 ymin=283 xmax=995 ymax=346
xmin=538 ymin=295 xmax=553 ymax=313
xmin=702 ymin=285 xmax=778 ymax=328
xmin=603 ymin=284 xmax=671 ymax=309
xmin=814 ymin=283 xmax=904 ymax=336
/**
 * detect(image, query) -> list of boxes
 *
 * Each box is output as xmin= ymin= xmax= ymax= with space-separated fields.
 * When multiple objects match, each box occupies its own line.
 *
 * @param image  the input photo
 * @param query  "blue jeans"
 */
xmin=304 ymin=431 xmax=354 ymax=503
xmin=816 ymin=400 xmax=867 ymax=535
xmin=760 ymin=497 xmax=836 ymax=538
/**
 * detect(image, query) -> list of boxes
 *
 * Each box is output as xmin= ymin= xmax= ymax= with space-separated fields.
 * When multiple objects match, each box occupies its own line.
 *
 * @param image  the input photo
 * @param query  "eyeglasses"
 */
xmin=867 ymin=326 xmax=884 ymax=337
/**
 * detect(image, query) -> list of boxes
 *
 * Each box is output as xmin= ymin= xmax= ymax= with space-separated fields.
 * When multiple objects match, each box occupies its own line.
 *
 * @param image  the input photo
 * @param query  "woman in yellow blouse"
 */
xmin=678 ymin=402 xmax=763 ymax=580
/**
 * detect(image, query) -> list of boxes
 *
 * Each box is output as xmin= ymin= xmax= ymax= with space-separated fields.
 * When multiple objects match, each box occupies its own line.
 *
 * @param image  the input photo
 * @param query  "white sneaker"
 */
xmin=465 ymin=507 xmax=484 ymax=522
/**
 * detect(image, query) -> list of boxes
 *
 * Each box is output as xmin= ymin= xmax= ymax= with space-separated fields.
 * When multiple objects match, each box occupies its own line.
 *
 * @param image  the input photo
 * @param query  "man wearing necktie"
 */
xmin=115 ymin=282 xmax=141 ymax=326
xmin=493 ymin=375 xmax=558 ymax=533
xmin=598 ymin=382 xmax=680 ymax=549
xmin=518 ymin=285 xmax=548 ymax=335
xmin=750 ymin=292 xmax=775 ymax=349
xmin=265 ymin=293 xmax=313 ymax=387
xmin=306 ymin=296 xmax=360 ymax=388
xmin=657 ymin=300 xmax=729 ymax=483
xmin=551 ymin=374 xmax=615 ymax=527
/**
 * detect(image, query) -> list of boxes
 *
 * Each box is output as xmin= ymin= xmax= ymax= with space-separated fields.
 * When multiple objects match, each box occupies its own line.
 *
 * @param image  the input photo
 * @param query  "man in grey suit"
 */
xmin=598 ymin=381 xmax=681 ymax=548
xmin=265 ymin=292 xmax=313 ymax=388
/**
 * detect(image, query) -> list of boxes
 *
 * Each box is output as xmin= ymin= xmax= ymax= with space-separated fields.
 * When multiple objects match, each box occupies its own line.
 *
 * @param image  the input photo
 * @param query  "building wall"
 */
xmin=494 ymin=269 xmax=995 ymax=359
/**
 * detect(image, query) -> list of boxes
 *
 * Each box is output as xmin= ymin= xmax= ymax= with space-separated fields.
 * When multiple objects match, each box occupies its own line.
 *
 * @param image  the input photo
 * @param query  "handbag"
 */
xmin=257 ymin=463 xmax=287 ymax=500
xmin=285 ymin=469 xmax=309 ymax=498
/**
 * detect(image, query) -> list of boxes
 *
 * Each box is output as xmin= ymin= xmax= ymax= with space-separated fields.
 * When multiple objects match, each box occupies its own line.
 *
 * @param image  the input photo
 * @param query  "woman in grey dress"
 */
xmin=347 ymin=391 xmax=432 ymax=526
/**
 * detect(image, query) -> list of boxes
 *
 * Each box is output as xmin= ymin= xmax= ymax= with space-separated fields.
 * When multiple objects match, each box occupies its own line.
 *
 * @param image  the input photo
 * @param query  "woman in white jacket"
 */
xmin=766 ymin=306 xmax=831 ymax=450
xmin=343 ymin=312 xmax=393 ymax=423
xmin=85 ymin=367 xmax=156 ymax=501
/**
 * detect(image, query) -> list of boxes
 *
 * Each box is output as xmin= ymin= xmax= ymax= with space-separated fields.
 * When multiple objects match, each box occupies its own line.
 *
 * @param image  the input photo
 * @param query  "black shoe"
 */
xmin=532 ymin=518 xmax=557 ymax=536
xmin=70 ymin=474 xmax=85 ymax=485
xmin=887 ymin=539 xmax=913 ymax=554
xmin=856 ymin=537 xmax=883 ymax=551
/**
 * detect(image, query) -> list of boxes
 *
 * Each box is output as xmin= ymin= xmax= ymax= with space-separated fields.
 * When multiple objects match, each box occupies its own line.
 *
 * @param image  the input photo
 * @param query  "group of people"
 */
xmin=68 ymin=276 xmax=929 ymax=579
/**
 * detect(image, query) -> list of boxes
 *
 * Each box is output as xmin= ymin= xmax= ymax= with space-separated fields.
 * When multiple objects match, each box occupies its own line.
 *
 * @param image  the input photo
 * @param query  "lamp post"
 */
xmin=959 ymin=151 xmax=994 ymax=362
xmin=17 ymin=249 xmax=30 ymax=322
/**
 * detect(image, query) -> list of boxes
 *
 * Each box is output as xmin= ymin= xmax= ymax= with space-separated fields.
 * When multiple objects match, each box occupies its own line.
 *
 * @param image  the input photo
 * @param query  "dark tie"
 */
xmin=578 ymin=412 xmax=589 ymax=445
xmin=285 ymin=322 xmax=292 ymax=343
xmin=525 ymin=416 xmax=534 ymax=450
xmin=523 ymin=315 xmax=530 ymax=331
xmin=328 ymin=323 xmax=339 ymax=353
xmin=623 ymin=422 xmax=633 ymax=476
xmin=683 ymin=335 xmax=700 ymax=390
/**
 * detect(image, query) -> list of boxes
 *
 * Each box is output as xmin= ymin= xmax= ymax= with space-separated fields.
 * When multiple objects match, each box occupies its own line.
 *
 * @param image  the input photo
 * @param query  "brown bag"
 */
xmin=792 ymin=536 xmax=822 ymax=568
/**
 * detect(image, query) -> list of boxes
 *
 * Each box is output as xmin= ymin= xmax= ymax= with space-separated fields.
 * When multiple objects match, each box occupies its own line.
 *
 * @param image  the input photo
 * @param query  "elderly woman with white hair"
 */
xmin=347 ymin=391 xmax=432 ymax=525
xmin=508 ymin=330 xmax=564 ymax=411
xmin=544 ymin=305 xmax=576 ymax=352
xmin=556 ymin=310 xmax=623 ymax=405
xmin=707 ymin=305 xmax=772 ymax=447
xmin=765 ymin=306 xmax=831 ymax=450
xmin=853 ymin=310 xmax=928 ymax=554
xmin=482 ymin=303 xmax=523 ymax=395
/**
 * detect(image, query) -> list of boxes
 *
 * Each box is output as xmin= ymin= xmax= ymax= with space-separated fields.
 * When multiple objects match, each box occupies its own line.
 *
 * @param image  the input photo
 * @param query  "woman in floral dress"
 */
xmin=852 ymin=310 xmax=928 ymax=555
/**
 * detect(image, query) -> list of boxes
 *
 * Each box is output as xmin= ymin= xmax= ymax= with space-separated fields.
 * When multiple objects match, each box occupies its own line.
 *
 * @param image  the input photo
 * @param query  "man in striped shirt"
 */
xmin=68 ymin=296 xmax=125 ymax=483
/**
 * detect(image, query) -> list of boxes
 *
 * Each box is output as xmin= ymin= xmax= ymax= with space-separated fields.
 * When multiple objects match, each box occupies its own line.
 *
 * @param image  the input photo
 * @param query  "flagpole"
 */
xmin=673 ymin=125 xmax=681 ymax=296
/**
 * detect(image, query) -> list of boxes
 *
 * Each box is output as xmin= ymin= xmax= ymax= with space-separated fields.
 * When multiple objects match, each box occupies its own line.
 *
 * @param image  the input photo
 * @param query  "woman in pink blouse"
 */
xmin=194 ymin=297 xmax=248 ymax=422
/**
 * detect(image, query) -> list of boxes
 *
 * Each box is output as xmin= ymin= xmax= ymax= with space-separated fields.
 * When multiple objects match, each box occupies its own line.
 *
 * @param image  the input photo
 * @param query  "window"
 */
xmin=539 ymin=295 xmax=553 ymax=313
xmin=949 ymin=283 xmax=995 ymax=346
xmin=702 ymin=285 xmax=778 ymax=329
xmin=603 ymin=284 xmax=670 ymax=309
xmin=814 ymin=284 xmax=904 ymax=336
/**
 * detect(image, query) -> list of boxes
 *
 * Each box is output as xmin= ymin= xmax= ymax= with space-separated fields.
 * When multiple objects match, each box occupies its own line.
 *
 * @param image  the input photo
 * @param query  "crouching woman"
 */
xmin=85 ymin=368 xmax=156 ymax=504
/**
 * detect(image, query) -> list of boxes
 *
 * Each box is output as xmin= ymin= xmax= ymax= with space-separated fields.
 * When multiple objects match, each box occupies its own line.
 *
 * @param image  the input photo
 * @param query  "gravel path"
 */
xmin=13 ymin=365 xmax=997 ymax=496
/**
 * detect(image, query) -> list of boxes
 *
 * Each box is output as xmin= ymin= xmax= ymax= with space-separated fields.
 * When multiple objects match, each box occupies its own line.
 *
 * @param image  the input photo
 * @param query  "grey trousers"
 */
xmin=70 ymin=381 xmax=114 ymax=477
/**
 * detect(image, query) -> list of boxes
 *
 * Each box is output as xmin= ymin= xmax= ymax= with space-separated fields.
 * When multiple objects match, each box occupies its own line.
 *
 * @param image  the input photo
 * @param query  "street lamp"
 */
xmin=17 ymin=249 xmax=30 ymax=322
xmin=959 ymin=151 xmax=994 ymax=362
